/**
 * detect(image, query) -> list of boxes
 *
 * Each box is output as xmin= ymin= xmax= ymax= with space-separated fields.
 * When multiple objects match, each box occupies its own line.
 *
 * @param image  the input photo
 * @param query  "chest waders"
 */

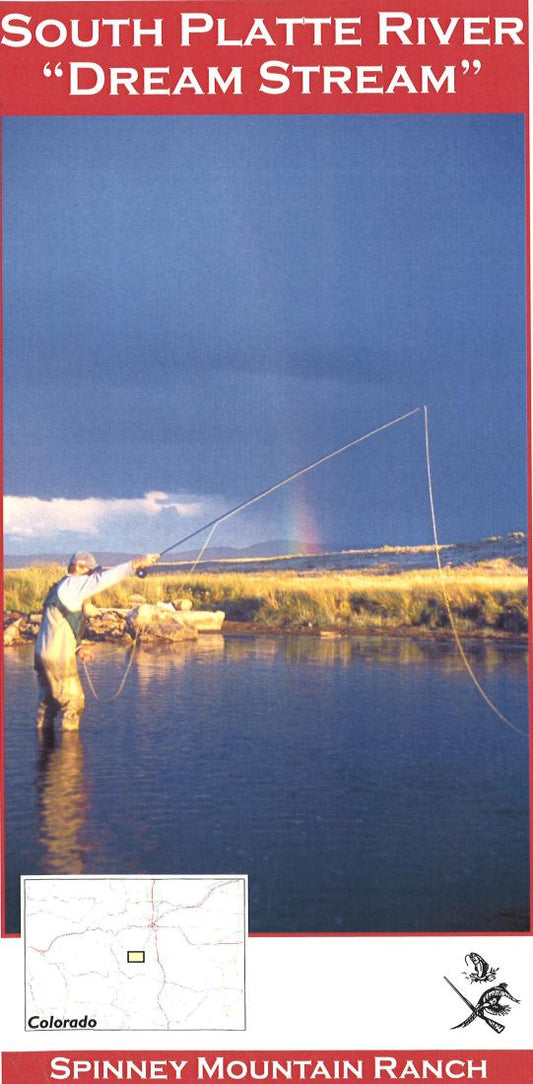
xmin=36 ymin=578 xmax=87 ymax=729
xmin=43 ymin=578 xmax=87 ymax=644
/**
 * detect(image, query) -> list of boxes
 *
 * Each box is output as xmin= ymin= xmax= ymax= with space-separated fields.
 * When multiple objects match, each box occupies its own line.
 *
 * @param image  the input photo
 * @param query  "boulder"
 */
xmin=126 ymin=605 xmax=198 ymax=643
xmin=175 ymin=610 xmax=225 ymax=632
xmin=4 ymin=612 xmax=41 ymax=645
xmin=4 ymin=616 xmax=24 ymax=646
xmin=3 ymin=604 xmax=202 ymax=647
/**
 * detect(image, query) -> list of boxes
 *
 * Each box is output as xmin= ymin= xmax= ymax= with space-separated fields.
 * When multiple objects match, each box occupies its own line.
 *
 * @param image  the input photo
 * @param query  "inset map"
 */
xmin=24 ymin=875 xmax=246 ymax=1030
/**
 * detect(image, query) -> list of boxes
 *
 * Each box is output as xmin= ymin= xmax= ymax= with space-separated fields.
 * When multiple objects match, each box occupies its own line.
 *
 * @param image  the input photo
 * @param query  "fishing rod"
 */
xmin=86 ymin=408 xmax=422 ymax=700
xmin=137 ymin=406 xmax=422 ymax=577
xmin=93 ymin=401 xmax=525 ymax=733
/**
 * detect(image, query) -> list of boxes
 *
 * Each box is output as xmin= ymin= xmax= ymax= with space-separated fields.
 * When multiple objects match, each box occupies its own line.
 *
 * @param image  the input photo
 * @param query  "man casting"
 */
xmin=35 ymin=550 xmax=159 ymax=729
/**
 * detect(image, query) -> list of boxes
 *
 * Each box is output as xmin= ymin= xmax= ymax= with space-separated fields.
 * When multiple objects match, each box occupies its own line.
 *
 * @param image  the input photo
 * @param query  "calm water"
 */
xmin=4 ymin=635 xmax=530 ymax=934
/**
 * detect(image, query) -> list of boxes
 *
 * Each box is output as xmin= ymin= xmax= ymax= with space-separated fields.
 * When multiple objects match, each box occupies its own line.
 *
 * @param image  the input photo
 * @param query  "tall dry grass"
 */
xmin=4 ymin=565 xmax=65 ymax=614
xmin=4 ymin=562 xmax=528 ymax=634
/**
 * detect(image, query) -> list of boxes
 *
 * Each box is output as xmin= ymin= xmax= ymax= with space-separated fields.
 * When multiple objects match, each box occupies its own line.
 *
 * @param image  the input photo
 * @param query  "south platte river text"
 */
xmin=1 ymin=11 xmax=524 ymax=99
xmin=0 ymin=13 xmax=525 ymax=48
xmin=48 ymin=1056 xmax=489 ymax=1080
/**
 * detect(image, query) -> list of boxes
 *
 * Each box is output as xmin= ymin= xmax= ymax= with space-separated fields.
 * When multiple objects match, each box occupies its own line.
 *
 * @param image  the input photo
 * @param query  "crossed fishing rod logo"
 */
xmin=444 ymin=952 xmax=520 ymax=1034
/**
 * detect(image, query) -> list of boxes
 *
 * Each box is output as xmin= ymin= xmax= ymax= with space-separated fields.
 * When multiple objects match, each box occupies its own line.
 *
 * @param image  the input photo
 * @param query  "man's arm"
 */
xmin=58 ymin=555 xmax=159 ymax=608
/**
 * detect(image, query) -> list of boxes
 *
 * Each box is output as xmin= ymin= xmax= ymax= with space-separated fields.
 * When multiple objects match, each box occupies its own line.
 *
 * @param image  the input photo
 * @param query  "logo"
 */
xmin=444 ymin=951 xmax=520 ymax=1035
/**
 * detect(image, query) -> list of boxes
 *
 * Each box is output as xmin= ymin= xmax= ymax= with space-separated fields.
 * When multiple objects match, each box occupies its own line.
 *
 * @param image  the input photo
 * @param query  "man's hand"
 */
xmin=131 ymin=553 xmax=160 ymax=572
xmin=77 ymin=648 xmax=94 ymax=661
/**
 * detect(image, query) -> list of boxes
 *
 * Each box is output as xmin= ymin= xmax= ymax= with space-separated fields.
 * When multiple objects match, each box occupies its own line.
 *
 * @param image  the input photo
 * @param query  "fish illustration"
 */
xmin=464 ymin=952 xmax=498 ymax=984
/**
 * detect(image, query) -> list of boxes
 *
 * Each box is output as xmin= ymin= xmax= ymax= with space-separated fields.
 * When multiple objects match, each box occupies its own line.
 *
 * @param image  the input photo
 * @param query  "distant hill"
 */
xmin=4 ymin=551 xmax=134 ymax=569
xmin=5 ymin=533 xmax=526 ymax=574
xmin=152 ymin=532 xmax=527 ymax=575
xmin=3 ymin=541 xmax=341 ymax=568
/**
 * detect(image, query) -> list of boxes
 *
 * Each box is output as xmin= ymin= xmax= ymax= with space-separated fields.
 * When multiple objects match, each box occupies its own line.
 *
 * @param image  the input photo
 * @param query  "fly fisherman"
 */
xmin=35 ymin=551 xmax=160 ymax=729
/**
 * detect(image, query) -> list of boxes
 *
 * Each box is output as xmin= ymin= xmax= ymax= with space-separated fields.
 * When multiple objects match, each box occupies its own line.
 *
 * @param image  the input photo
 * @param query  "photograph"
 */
xmin=3 ymin=110 xmax=528 ymax=941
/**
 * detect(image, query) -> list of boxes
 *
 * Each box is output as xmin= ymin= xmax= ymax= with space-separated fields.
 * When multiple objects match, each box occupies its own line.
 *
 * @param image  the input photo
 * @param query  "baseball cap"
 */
xmin=69 ymin=551 xmax=98 ymax=570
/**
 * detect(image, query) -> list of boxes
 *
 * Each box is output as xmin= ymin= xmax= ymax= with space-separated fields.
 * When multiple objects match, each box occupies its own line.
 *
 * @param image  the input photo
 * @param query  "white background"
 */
xmin=1 ymin=930 xmax=532 ymax=1052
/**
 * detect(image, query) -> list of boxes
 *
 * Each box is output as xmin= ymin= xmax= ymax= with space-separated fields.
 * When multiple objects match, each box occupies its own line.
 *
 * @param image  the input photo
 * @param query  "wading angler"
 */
xmin=34 ymin=550 xmax=159 ymax=729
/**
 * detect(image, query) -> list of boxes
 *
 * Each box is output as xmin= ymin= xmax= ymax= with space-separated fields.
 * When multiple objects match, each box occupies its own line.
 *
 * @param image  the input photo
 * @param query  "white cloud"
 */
xmin=4 ymin=491 xmax=218 ymax=544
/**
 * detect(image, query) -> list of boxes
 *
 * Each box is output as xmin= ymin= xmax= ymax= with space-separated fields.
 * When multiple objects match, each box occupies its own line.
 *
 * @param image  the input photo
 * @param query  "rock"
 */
xmin=21 ymin=615 xmax=42 ymax=638
xmin=3 ymin=604 xmax=203 ymax=647
xmin=126 ymin=605 xmax=198 ymax=643
xmin=176 ymin=610 xmax=225 ymax=632
xmin=131 ymin=603 xmax=160 ymax=624
xmin=4 ymin=617 xmax=24 ymax=646
xmin=4 ymin=612 xmax=41 ymax=645
xmin=85 ymin=609 xmax=130 ymax=642
xmin=4 ymin=612 xmax=22 ymax=629
xmin=139 ymin=620 xmax=197 ymax=643
xmin=172 ymin=597 xmax=193 ymax=611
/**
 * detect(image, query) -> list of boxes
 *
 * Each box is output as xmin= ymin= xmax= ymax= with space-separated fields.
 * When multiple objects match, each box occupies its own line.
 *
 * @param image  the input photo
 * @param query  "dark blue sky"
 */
xmin=3 ymin=115 xmax=526 ymax=554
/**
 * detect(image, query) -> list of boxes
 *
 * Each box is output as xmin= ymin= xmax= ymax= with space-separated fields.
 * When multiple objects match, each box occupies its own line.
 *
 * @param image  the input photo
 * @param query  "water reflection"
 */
xmin=35 ymin=727 xmax=89 ymax=875
xmin=344 ymin=634 xmax=527 ymax=675
xmin=60 ymin=631 xmax=527 ymax=682
xmin=133 ymin=636 xmax=225 ymax=693
xmin=223 ymin=632 xmax=527 ymax=677
xmin=4 ymin=634 xmax=529 ymax=935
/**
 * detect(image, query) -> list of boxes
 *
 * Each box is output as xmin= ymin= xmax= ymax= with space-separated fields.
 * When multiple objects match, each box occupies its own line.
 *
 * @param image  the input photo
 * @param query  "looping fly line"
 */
xmin=81 ymin=520 xmax=220 ymax=702
xmin=82 ymin=405 xmax=526 ymax=735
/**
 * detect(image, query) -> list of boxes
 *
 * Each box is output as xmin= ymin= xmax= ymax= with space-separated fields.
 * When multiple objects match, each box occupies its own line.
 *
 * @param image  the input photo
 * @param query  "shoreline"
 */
xmin=5 ymin=560 xmax=527 ymax=643
xmin=4 ymin=612 xmax=527 ymax=648
xmin=222 ymin=621 xmax=527 ymax=643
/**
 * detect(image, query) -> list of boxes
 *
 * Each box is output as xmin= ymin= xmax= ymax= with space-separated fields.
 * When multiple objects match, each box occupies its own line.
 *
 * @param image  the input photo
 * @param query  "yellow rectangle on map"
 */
xmin=127 ymin=951 xmax=145 ymax=963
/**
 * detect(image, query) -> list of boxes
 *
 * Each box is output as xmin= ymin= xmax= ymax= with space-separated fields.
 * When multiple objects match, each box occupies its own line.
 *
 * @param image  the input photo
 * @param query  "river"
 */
xmin=4 ymin=635 xmax=529 ymax=934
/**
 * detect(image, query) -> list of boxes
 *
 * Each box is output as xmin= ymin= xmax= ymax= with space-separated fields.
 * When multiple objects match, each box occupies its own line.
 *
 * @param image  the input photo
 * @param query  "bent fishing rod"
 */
xmin=137 ymin=406 xmax=422 ymax=577
xmin=97 ymin=401 xmax=524 ymax=733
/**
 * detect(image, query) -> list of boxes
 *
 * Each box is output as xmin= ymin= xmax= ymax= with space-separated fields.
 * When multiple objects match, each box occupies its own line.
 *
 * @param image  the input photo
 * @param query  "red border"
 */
xmin=0 ymin=115 xmax=12 ymax=940
xmin=527 ymin=101 xmax=533 ymax=945
xmin=0 ymin=0 xmax=531 ymax=942
xmin=3 ymin=1050 xmax=533 ymax=1084
xmin=0 ymin=1 xmax=528 ymax=115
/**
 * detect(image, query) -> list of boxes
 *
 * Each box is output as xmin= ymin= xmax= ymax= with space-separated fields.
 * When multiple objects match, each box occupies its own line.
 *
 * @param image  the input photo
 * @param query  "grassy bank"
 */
xmin=4 ymin=561 xmax=528 ymax=635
